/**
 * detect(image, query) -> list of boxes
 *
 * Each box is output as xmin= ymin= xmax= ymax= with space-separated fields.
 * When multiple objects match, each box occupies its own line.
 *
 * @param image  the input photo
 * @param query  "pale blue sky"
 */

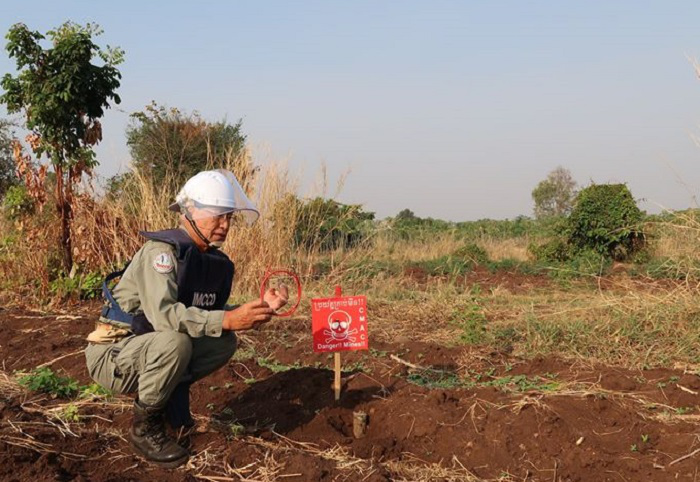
xmin=2 ymin=1 xmax=700 ymax=220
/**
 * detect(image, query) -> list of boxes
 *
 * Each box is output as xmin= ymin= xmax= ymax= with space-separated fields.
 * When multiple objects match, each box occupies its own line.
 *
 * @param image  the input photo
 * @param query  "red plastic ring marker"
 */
xmin=259 ymin=268 xmax=302 ymax=318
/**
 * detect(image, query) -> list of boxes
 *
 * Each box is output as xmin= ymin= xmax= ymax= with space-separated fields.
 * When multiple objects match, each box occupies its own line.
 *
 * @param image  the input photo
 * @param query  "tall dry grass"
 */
xmin=0 ymin=145 xmax=368 ymax=303
xmin=647 ymin=213 xmax=700 ymax=258
xmin=74 ymin=148 xmax=310 ymax=298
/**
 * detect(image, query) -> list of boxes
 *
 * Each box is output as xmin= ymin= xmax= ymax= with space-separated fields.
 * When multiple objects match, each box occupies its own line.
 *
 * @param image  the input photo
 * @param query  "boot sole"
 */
xmin=130 ymin=444 xmax=189 ymax=469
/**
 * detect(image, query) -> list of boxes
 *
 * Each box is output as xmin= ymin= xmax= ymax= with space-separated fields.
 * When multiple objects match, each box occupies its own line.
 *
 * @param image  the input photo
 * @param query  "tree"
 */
xmin=395 ymin=208 xmax=418 ymax=222
xmin=124 ymin=102 xmax=247 ymax=195
xmin=0 ymin=22 xmax=123 ymax=272
xmin=531 ymin=167 xmax=577 ymax=219
xmin=0 ymin=119 xmax=18 ymax=198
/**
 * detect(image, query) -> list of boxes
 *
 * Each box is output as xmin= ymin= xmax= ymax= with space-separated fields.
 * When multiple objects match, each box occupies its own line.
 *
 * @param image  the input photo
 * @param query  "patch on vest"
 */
xmin=153 ymin=252 xmax=174 ymax=274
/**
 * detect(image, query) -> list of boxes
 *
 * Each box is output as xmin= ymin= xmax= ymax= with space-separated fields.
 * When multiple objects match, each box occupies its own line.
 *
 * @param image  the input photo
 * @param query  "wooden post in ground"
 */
xmin=334 ymin=285 xmax=342 ymax=401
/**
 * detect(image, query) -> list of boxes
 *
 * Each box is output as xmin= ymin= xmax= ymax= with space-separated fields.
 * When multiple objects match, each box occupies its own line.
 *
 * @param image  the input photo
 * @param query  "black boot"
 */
xmin=165 ymin=382 xmax=195 ymax=430
xmin=130 ymin=400 xmax=189 ymax=468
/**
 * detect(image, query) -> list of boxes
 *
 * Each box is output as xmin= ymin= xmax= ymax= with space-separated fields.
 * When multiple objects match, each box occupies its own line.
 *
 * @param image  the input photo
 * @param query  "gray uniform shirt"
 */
xmin=99 ymin=236 xmax=227 ymax=338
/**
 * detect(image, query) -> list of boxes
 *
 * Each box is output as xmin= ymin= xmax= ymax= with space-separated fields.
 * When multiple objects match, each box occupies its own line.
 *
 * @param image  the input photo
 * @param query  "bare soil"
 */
xmin=1 ymin=303 xmax=700 ymax=481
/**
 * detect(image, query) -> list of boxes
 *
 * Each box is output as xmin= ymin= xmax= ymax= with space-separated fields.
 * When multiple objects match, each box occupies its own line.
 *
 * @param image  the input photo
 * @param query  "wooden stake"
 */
xmin=334 ymin=285 xmax=342 ymax=401
xmin=334 ymin=352 xmax=341 ymax=401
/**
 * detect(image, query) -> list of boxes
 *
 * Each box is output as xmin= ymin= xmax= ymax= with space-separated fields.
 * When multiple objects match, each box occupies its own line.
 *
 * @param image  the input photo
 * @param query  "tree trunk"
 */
xmin=54 ymin=164 xmax=73 ymax=274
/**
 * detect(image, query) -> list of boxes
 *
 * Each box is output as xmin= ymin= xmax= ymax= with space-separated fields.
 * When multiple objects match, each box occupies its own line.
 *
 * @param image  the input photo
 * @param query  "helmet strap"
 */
xmin=184 ymin=213 xmax=220 ymax=250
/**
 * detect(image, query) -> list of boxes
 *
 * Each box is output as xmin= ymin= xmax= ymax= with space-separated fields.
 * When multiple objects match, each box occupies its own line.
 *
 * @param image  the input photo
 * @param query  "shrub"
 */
xmin=529 ymin=237 xmax=572 ymax=262
xmin=293 ymin=197 xmax=375 ymax=251
xmin=567 ymin=184 xmax=644 ymax=260
xmin=453 ymin=243 xmax=489 ymax=264
xmin=2 ymin=184 xmax=34 ymax=220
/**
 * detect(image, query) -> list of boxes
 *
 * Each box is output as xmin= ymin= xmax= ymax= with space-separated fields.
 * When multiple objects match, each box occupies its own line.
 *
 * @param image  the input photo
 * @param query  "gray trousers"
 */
xmin=85 ymin=331 xmax=237 ymax=408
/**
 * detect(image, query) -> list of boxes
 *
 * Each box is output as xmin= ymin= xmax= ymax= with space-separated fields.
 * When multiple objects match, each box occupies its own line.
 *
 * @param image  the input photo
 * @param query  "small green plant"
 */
xmin=406 ymin=370 xmax=470 ymax=390
xmin=630 ymin=444 xmax=638 ymax=452
xmin=49 ymin=270 xmax=104 ymax=300
xmin=257 ymin=356 xmax=300 ymax=373
xmin=641 ymin=434 xmax=650 ymax=444
xmin=229 ymin=422 xmax=245 ymax=437
xmin=79 ymin=383 xmax=112 ymax=399
xmin=60 ymin=403 xmax=81 ymax=422
xmin=484 ymin=374 xmax=560 ymax=393
xmin=232 ymin=346 xmax=256 ymax=361
xmin=17 ymin=367 xmax=80 ymax=398
xmin=369 ymin=348 xmax=388 ymax=358
xmin=343 ymin=360 xmax=368 ymax=373
xmin=451 ymin=299 xmax=487 ymax=345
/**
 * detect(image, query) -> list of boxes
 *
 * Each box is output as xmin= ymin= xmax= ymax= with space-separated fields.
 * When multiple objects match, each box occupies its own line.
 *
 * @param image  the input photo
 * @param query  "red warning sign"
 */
xmin=312 ymin=296 xmax=368 ymax=353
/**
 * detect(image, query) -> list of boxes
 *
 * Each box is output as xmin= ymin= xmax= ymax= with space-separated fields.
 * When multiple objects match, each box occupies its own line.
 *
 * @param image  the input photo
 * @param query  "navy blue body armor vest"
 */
xmin=101 ymin=229 xmax=235 ymax=335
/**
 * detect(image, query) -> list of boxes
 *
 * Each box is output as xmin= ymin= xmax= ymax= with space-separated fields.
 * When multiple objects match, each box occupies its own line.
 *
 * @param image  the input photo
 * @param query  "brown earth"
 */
xmin=1 ymin=304 xmax=700 ymax=481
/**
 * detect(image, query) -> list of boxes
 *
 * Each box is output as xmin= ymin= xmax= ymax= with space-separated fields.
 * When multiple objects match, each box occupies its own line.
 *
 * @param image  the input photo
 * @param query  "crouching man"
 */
xmin=84 ymin=170 xmax=287 ymax=468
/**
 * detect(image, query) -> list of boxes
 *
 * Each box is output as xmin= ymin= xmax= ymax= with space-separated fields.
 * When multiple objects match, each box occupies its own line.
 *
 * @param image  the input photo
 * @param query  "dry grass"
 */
xmin=386 ymin=454 xmax=483 ymax=482
xmin=371 ymin=231 xmax=464 ymax=263
xmin=645 ymin=213 xmax=700 ymax=281
xmin=1 ymin=147 xmax=316 ymax=301
xmin=479 ymin=236 xmax=531 ymax=262
xmin=485 ymin=275 xmax=700 ymax=368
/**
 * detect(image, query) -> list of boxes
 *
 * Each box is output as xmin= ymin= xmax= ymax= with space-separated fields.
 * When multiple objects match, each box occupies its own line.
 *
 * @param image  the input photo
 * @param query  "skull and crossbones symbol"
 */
xmin=324 ymin=310 xmax=357 ymax=343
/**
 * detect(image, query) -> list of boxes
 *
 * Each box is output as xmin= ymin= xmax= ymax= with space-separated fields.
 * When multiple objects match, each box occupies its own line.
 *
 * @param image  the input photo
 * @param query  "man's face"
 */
xmin=188 ymin=207 xmax=233 ymax=244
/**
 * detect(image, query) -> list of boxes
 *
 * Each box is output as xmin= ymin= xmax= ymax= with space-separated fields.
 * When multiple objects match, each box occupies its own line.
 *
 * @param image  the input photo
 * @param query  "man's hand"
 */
xmin=263 ymin=284 xmax=289 ymax=312
xmin=223 ymin=300 xmax=274 ymax=331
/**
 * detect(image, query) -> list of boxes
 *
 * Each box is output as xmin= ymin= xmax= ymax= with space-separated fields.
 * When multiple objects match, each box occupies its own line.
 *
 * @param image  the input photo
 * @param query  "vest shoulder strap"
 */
xmin=139 ymin=229 xmax=195 ymax=259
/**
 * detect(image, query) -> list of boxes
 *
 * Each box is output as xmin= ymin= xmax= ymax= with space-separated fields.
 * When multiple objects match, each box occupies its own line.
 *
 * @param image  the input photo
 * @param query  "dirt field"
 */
xmin=2 ymin=298 xmax=700 ymax=481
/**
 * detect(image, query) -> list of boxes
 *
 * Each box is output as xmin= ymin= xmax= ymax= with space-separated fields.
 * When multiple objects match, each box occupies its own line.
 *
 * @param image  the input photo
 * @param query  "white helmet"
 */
xmin=169 ymin=169 xmax=259 ymax=224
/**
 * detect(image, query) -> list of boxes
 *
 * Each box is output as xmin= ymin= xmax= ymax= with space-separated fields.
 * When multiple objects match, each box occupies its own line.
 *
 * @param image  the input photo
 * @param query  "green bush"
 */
xmin=2 ymin=184 xmax=34 ymax=220
xmin=529 ymin=237 xmax=572 ymax=262
xmin=543 ymin=249 xmax=611 ymax=280
xmin=567 ymin=184 xmax=644 ymax=260
xmin=293 ymin=197 xmax=375 ymax=251
xmin=453 ymin=243 xmax=489 ymax=264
